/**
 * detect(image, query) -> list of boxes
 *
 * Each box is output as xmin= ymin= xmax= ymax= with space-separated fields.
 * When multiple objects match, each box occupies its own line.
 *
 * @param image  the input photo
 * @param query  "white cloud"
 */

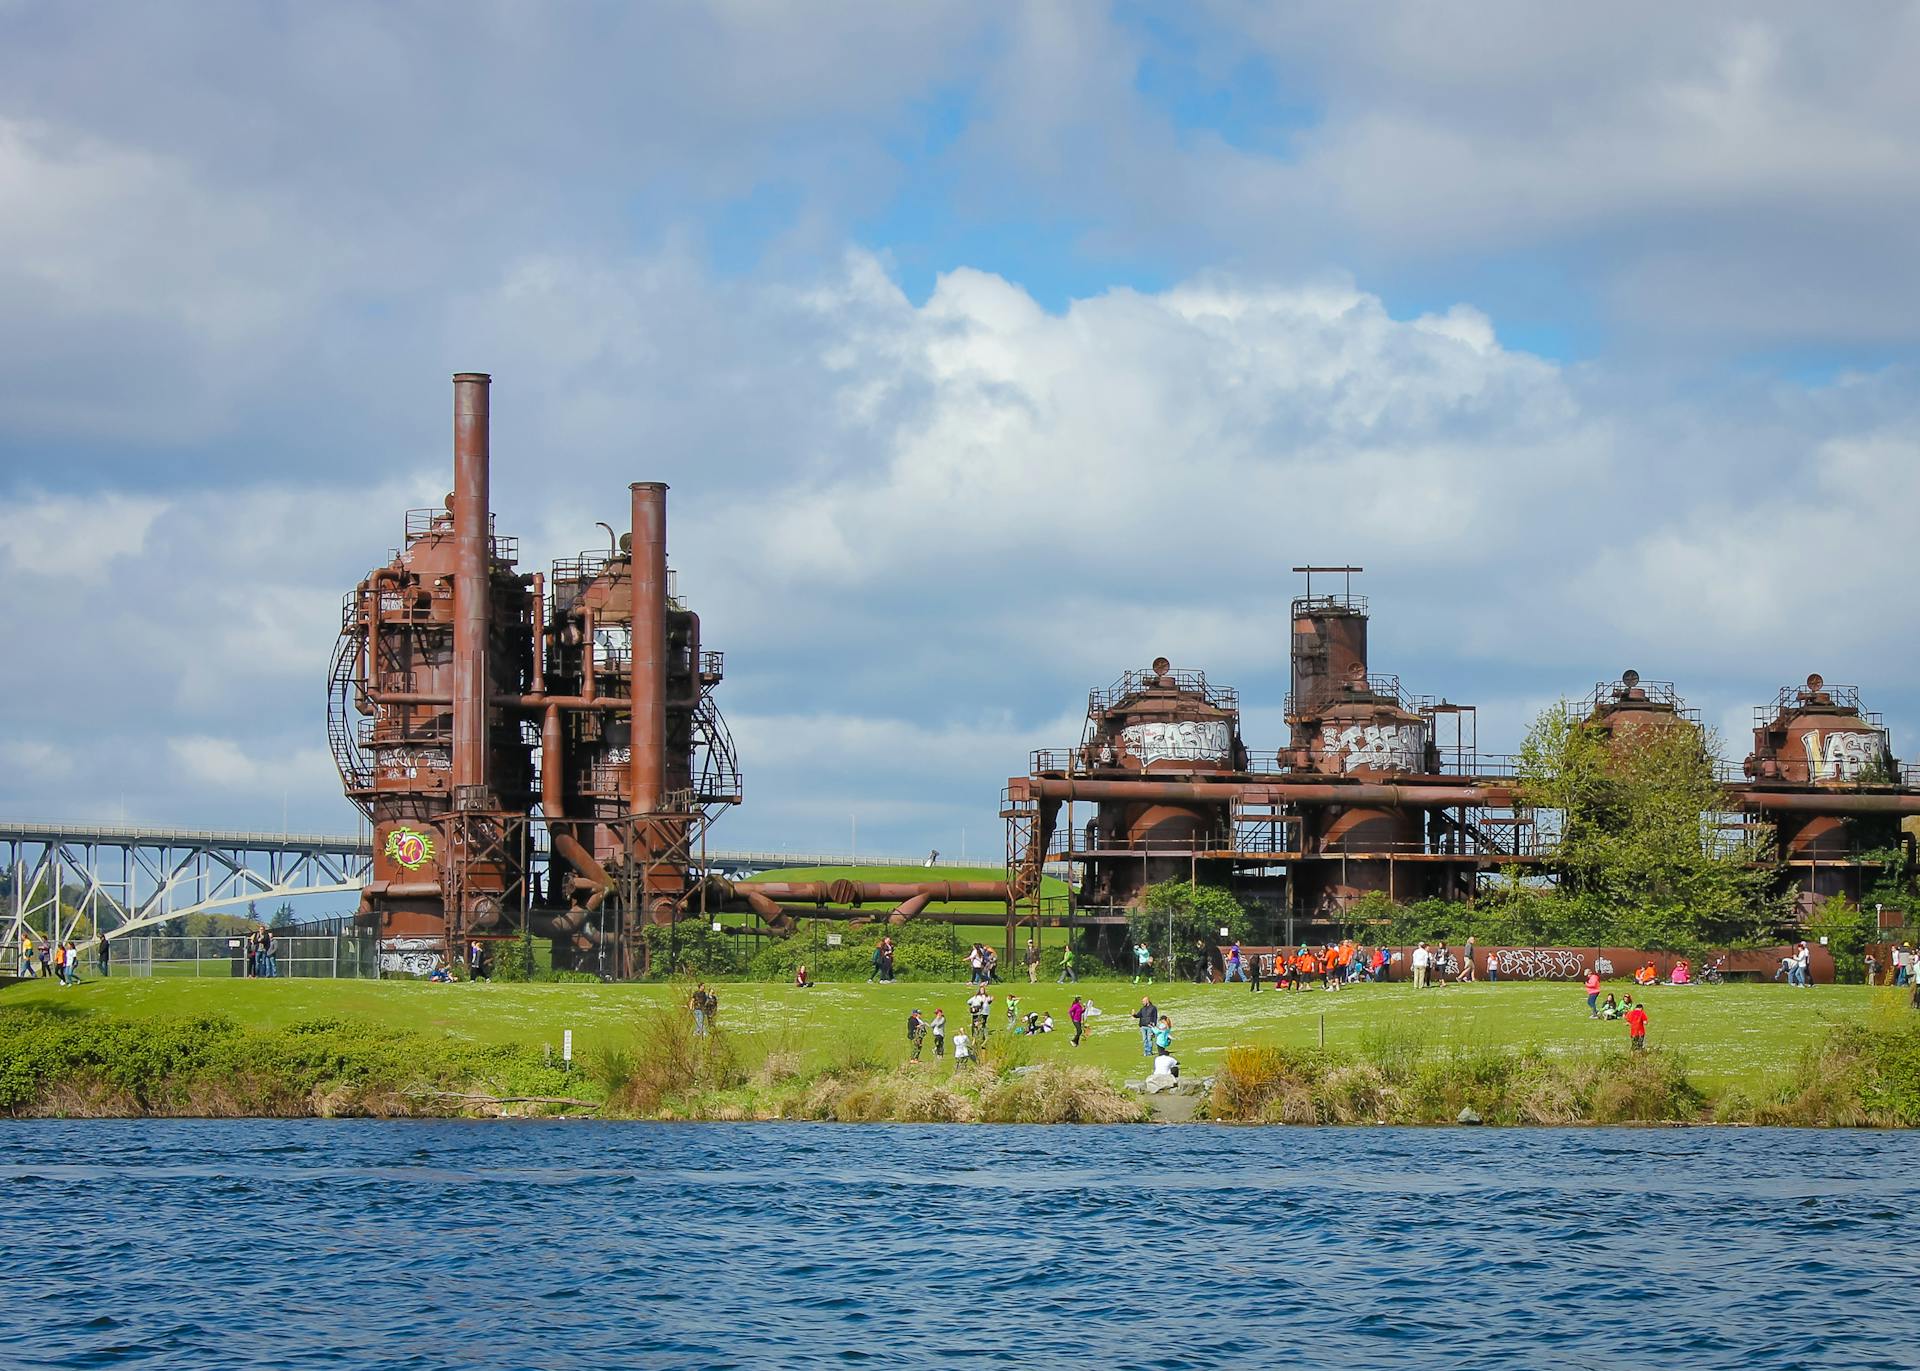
xmin=0 ymin=489 xmax=165 ymax=582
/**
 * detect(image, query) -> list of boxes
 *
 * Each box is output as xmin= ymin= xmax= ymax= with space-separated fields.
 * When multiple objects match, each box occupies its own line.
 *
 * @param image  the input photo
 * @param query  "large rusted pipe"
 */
xmin=451 ymin=372 xmax=492 ymax=796
xmin=529 ymin=570 xmax=546 ymax=696
xmin=630 ymin=482 xmax=668 ymax=814
xmin=540 ymin=704 xmax=564 ymax=817
xmin=1023 ymin=778 xmax=1509 ymax=808
xmin=747 ymin=880 xmax=1011 ymax=903
xmin=1734 ymin=790 xmax=1920 ymax=815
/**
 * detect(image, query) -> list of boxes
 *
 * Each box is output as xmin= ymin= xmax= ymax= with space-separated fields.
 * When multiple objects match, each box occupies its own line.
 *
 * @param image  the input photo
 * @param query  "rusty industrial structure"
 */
xmin=329 ymin=375 xmax=1014 ymax=975
xmin=331 ymin=380 xmax=1919 ymax=974
xmin=1003 ymin=570 xmax=1920 ymax=948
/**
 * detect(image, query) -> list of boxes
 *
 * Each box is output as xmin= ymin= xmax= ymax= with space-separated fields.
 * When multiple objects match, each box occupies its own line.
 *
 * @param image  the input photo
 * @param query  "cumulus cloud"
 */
xmin=10 ymin=249 xmax=1918 ymax=848
xmin=5 ymin=5 xmax=1920 ymax=851
xmin=0 ymin=489 xmax=164 ymax=582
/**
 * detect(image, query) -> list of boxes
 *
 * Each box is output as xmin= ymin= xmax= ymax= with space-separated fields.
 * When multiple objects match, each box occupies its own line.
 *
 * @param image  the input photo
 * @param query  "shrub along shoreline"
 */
xmin=2 ymin=1004 xmax=1916 ymax=1126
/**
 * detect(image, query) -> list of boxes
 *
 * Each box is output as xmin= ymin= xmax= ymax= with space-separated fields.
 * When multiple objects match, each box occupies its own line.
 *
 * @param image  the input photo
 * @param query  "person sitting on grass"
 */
xmin=1151 ymin=1050 xmax=1179 ymax=1079
xmin=1599 ymin=993 xmax=1621 ymax=1020
xmin=1023 ymin=1011 xmax=1040 ymax=1035
xmin=428 ymin=956 xmax=454 ymax=983
xmin=1037 ymin=1012 xmax=1055 ymax=1034
xmin=794 ymin=964 xmax=812 ymax=989
xmin=1635 ymin=961 xmax=1659 ymax=986
xmin=1669 ymin=959 xmax=1691 ymax=986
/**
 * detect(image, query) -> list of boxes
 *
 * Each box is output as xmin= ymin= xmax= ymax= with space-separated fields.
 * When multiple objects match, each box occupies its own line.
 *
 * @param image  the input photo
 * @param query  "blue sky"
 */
xmin=2 ymin=1 xmax=1918 ymax=857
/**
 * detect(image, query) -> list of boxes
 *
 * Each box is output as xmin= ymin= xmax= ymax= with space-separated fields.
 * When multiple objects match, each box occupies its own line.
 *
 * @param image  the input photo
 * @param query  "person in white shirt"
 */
xmin=952 ymin=1032 xmax=973 ymax=1065
xmin=1411 ymin=942 xmax=1431 ymax=990
xmin=1151 ymin=1051 xmax=1179 ymax=1079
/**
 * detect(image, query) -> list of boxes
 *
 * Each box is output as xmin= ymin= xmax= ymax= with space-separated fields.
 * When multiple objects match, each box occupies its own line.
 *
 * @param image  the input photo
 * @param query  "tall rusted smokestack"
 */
xmin=452 ymin=373 xmax=492 ymax=797
xmin=630 ymin=482 xmax=668 ymax=814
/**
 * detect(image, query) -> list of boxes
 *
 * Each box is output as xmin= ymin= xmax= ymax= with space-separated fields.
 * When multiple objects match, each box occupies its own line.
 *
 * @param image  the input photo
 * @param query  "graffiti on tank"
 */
xmin=1320 ymin=722 xmax=1425 ymax=773
xmin=1800 ymin=729 xmax=1884 ymax=782
xmin=1493 ymin=948 xmax=1587 ymax=980
xmin=377 ymin=749 xmax=450 ymax=780
xmin=1120 ymin=721 xmax=1232 ymax=765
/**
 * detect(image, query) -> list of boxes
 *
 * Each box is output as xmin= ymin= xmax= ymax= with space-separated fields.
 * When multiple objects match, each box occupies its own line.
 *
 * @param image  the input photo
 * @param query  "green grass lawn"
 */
xmin=6 ymin=973 xmax=1898 ymax=1096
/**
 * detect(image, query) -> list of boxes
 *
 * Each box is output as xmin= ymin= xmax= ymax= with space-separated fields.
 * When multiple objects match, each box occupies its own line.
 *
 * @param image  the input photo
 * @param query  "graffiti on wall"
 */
xmin=1319 ymin=722 xmax=1425 ymax=773
xmin=378 ymin=936 xmax=443 ymax=977
xmin=1800 ymin=728 xmax=1886 ymax=782
xmin=1491 ymin=948 xmax=1588 ymax=980
xmin=1120 ymin=721 xmax=1232 ymax=766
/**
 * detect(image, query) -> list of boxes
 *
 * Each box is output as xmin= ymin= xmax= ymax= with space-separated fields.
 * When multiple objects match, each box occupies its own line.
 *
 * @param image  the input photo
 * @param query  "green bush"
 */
xmin=638 ymin=922 xmax=743 ymax=978
xmin=748 ymin=919 xmax=969 ymax=982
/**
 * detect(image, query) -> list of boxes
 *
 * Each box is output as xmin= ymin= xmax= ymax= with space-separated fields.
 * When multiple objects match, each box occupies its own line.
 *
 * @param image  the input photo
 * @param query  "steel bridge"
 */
xmin=0 ymin=820 xmax=993 ymax=952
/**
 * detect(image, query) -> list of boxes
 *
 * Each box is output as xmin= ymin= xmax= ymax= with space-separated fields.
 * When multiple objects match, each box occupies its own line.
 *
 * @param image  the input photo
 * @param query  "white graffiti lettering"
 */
xmin=1800 ymin=729 xmax=1884 ymax=782
xmin=377 ymin=748 xmax=450 ymax=780
xmin=1319 ymin=722 xmax=1426 ymax=773
xmin=1492 ymin=948 xmax=1588 ymax=980
xmin=1120 ymin=721 xmax=1232 ymax=765
xmin=378 ymin=937 xmax=444 ymax=977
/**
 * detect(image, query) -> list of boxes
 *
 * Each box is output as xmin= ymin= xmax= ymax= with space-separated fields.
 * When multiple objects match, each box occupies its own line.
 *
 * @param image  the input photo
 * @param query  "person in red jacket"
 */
xmin=1626 ymin=1001 xmax=1649 ymax=1051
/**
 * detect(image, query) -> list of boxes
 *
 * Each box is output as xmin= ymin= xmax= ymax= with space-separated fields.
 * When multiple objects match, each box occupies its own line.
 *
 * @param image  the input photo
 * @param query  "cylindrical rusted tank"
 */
xmin=1584 ymin=670 xmax=1697 ymax=750
xmin=1290 ymin=595 xmax=1368 ymax=720
xmin=1079 ymin=658 xmax=1241 ymax=907
xmin=1745 ymin=674 xmax=1898 ymax=915
xmin=1294 ymin=664 xmax=1436 ymax=913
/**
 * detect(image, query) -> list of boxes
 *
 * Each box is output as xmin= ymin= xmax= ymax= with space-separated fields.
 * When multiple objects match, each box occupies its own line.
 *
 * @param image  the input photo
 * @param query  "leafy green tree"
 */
xmin=1806 ymin=894 xmax=1877 ymax=982
xmin=270 ymin=902 xmax=296 ymax=929
xmin=1516 ymin=703 xmax=1783 ymax=949
xmin=1127 ymin=881 xmax=1253 ymax=980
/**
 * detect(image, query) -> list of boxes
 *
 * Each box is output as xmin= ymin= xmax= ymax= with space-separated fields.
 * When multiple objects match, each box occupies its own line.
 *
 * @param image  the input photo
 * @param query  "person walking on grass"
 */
xmin=1460 ymin=936 xmax=1477 ymax=983
xmin=1226 ymin=941 xmax=1245 ymax=983
xmin=62 ymin=941 xmax=80 ymax=986
xmin=907 ymin=1008 xmax=926 ymax=1061
xmin=50 ymin=940 xmax=65 ymax=986
xmin=968 ymin=987 xmax=991 ymax=1038
xmin=1006 ymin=994 xmax=1020 ymax=1033
xmin=1025 ymin=938 xmax=1041 ymax=984
xmin=1133 ymin=996 xmax=1159 ymax=1057
xmin=690 ymin=983 xmax=712 ymax=1037
xmin=931 ymin=1008 xmax=946 ymax=1058
xmin=1132 ymin=942 xmax=1154 ymax=985
xmin=1626 ymin=999 xmax=1649 ymax=1051
xmin=98 ymin=933 xmax=110 ymax=979
xmin=1585 ymin=967 xmax=1602 ymax=1018
xmin=1069 ymin=996 xmax=1086 ymax=1047
xmin=1057 ymin=944 xmax=1077 ymax=984
xmin=952 ymin=1030 xmax=973 ymax=1068
xmin=38 ymin=938 xmax=53 ymax=981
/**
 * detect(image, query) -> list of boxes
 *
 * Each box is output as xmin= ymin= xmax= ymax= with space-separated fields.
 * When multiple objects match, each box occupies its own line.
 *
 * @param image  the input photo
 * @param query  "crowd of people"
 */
xmin=15 ymin=932 xmax=87 ymax=985
xmin=904 ymin=988 xmax=1092 ymax=1064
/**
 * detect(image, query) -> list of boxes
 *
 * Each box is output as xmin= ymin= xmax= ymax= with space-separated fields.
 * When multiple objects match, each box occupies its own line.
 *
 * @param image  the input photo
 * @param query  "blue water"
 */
xmin=1 ymin=1121 xmax=1915 ymax=1369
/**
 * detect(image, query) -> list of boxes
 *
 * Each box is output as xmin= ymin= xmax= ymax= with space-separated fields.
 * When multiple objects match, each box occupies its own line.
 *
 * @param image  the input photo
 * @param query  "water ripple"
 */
xmin=0 ymin=1120 xmax=1916 ymax=1369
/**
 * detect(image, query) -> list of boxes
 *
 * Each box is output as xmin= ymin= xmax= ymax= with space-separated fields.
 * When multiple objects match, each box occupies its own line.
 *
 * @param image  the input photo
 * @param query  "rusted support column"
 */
xmin=630 ymin=482 xmax=668 ymax=814
xmin=451 ymin=372 xmax=492 ymax=796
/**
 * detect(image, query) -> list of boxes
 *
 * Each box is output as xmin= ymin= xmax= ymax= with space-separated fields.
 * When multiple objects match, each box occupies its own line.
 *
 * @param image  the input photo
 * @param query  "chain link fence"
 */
xmin=107 ymin=933 xmax=378 ymax=979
